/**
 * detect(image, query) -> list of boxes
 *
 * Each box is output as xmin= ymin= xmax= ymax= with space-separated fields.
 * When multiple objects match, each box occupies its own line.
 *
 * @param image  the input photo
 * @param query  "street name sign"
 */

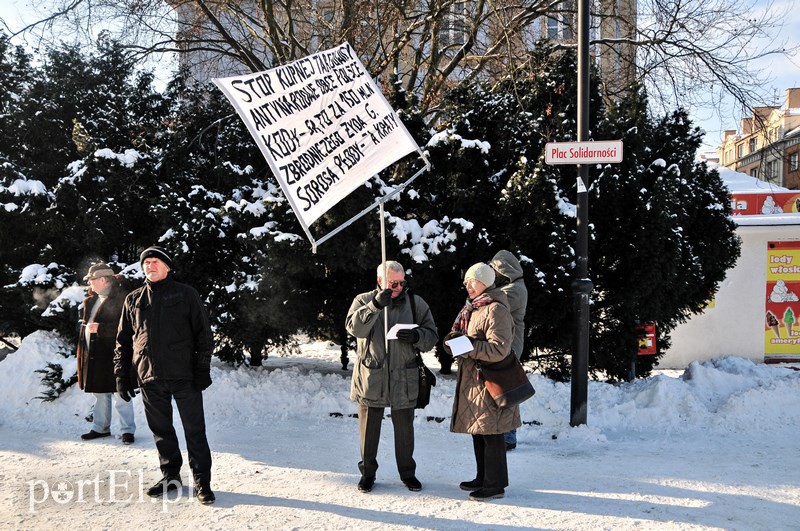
xmin=545 ymin=140 xmax=623 ymax=165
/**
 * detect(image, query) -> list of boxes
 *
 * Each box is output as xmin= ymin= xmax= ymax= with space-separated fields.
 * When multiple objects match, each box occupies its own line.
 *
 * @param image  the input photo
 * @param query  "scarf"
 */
xmin=451 ymin=293 xmax=494 ymax=335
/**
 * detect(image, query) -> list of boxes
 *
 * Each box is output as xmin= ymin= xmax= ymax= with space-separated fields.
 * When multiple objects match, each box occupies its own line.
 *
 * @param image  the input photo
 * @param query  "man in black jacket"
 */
xmin=114 ymin=246 xmax=215 ymax=504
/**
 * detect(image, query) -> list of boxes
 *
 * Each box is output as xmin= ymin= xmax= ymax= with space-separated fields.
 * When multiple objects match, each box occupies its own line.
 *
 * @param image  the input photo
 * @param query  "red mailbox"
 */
xmin=636 ymin=323 xmax=657 ymax=355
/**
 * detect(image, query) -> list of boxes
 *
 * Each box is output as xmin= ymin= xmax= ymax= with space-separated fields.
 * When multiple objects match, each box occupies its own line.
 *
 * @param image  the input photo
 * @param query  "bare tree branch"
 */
xmin=7 ymin=0 xmax=795 ymax=129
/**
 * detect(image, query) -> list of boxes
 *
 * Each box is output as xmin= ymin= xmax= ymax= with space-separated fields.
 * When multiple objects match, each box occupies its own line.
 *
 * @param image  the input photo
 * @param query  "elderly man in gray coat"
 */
xmin=346 ymin=260 xmax=438 ymax=493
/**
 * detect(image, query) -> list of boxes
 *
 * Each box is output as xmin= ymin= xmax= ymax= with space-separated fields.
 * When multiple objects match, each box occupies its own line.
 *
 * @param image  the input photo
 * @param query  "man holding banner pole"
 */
xmin=345 ymin=260 xmax=438 ymax=493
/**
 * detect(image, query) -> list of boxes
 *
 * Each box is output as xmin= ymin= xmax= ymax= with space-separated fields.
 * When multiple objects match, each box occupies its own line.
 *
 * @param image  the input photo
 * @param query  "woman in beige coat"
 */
xmin=444 ymin=262 xmax=521 ymax=501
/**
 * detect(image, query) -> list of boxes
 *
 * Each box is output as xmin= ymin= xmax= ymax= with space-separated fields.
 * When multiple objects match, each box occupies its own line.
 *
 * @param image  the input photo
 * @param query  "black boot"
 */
xmin=469 ymin=487 xmax=505 ymax=501
xmin=459 ymin=478 xmax=482 ymax=491
xmin=146 ymin=473 xmax=182 ymax=498
xmin=194 ymin=481 xmax=216 ymax=504
xmin=357 ymin=476 xmax=375 ymax=492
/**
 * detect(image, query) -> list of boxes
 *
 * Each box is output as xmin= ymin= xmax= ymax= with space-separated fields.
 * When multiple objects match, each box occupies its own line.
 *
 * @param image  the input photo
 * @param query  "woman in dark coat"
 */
xmin=444 ymin=262 xmax=520 ymax=501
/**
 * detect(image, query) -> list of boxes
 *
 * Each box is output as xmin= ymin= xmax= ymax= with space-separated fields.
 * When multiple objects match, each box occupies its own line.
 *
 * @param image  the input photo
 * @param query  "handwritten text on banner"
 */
xmin=213 ymin=43 xmax=419 ymax=229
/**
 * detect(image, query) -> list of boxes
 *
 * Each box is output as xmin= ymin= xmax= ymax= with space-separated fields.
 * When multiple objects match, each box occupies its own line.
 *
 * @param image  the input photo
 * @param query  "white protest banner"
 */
xmin=213 ymin=42 xmax=420 ymax=236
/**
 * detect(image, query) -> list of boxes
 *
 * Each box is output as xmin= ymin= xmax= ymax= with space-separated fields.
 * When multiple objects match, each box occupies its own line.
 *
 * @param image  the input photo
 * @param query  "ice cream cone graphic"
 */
xmin=784 ymin=307 xmax=795 ymax=337
xmin=766 ymin=311 xmax=780 ymax=337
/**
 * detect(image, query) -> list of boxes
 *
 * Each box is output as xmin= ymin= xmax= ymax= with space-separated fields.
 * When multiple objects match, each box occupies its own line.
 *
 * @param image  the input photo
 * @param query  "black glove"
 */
xmin=373 ymin=288 xmax=393 ymax=309
xmin=396 ymin=328 xmax=420 ymax=344
xmin=194 ymin=368 xmax=212 ymax=391
xmin=116 ymin=377 xmax=136 ymax=402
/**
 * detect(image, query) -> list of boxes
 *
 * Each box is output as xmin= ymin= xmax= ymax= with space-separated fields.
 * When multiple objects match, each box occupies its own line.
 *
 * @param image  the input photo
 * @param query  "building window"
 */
xmin=749 ymin=138 xmax=757 ymax=153
xmin=561 ymin=0 xmax=575 ymax=39
xmin=765 ymin=160 xmax=778 ymax=179
xmin=441 ymin=2 xmax=467 ymax=47
xmin=737 ymin=144 xmax=745 ymax=159
xmin=545 ymin=1 xmax=575 ymax=40
xmin=790 ymin=152 xmax=799 ymax=172
xmin=751 ymin=168 xmax=759 ymax=179
xmin=453 ymin=4 xmax=466 ymax=45
xmin=546 ymin=15 xmax=559 ymax=39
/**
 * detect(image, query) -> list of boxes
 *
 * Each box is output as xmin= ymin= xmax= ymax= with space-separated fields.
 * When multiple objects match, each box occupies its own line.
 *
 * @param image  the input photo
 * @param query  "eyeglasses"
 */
xmin=388 ymin=280 xmax=406 ymax=289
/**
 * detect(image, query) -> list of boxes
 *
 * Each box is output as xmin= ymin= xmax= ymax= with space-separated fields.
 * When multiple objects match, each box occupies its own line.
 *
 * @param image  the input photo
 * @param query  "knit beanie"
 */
xmin=464 ymin=262 xmax=495 ymax=288
xmin=139 ymin=246 xmax=173 ymax=269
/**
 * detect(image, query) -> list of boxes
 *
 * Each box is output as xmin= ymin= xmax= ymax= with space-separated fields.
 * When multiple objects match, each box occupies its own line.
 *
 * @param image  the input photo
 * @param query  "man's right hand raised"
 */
xmin=373 ymin=289 xmax=393 ymax=309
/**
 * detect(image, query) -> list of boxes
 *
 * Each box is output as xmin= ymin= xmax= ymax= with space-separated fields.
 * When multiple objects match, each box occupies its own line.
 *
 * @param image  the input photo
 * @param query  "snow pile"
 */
xmin=3 ymin=332 xmax=798 ymax=440
xmin=2 ymin=331 xmax=799 ymax=529
xmin=0 ymin=332 xmax=78 ymax=429
xmin=715 ymin=163 xmax=789 ymax=192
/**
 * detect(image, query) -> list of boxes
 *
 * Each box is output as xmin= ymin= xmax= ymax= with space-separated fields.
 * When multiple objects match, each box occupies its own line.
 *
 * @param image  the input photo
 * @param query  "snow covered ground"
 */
xmin=1 ymin=330 xmax=799 ymax=530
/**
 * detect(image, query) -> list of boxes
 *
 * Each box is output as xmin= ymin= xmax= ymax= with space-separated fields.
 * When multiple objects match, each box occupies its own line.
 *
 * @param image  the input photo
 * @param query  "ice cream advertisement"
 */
xmin=764 ymin=240 xmax=800 ymax=359
xmin=730 ymin=192 xmax=800 ymax=216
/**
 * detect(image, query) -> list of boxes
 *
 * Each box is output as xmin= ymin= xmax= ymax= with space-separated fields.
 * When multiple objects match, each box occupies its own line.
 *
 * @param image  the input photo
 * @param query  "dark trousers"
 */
xmin=472 ymin=433 xmax=508 ymax=490
xmin=358 ymin=404 xmax=416 ymax=480
xmin=140 ymin=379 xmax=212 ymax=484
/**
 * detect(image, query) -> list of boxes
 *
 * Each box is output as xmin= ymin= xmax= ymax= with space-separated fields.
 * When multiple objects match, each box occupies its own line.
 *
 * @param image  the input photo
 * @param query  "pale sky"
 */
xmin=688 ymin=0 xmax=800 ymax=152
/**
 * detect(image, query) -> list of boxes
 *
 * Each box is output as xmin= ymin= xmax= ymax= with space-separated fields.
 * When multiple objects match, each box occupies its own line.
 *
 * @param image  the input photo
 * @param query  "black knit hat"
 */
xmin=139 ymin=246 xmax=172 ymax=269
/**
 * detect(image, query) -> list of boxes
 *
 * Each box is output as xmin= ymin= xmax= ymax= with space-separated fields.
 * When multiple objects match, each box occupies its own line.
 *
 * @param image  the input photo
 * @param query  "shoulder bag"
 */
xmin=478 ymin=354 xmax=535 ymax=408
xmin=408 ymin=290 xmax=436 ymax=409
xmin=415 ymin=352 xmax=436 ymax=409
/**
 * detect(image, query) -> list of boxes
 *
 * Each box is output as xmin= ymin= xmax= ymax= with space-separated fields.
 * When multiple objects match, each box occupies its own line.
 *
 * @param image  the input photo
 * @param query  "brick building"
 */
xmin=717 ymin=88 xmax=800 ymax=190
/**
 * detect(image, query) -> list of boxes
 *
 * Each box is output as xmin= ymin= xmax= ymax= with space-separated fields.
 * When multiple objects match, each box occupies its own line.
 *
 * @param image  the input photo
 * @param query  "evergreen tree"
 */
xmin=387 ymin=48 xmax=739 ymax=381
xmin=383 ymin=46 xmax=603 ymax=375
xmin=0 ymin=37 xmax=741 ymax=383
xmin=590 ymin=87 xmax=740 ymax=380
xmin=0 ymin=38 xmax=169 ymax=338
xmin=0 ymin=34 xmax=46 ymax=279
xmin=42 ymin=40 xmax=168 ymax=267
xmin=0 ymin=37 xmax=58 ymax=336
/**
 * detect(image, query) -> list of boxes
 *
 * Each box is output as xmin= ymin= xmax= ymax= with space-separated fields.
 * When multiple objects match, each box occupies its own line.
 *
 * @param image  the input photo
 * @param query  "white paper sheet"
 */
xmin=445 ymin=335 xmax=473 ymax=356
xmin=387 ymin=323 xmax=418 ymax=340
